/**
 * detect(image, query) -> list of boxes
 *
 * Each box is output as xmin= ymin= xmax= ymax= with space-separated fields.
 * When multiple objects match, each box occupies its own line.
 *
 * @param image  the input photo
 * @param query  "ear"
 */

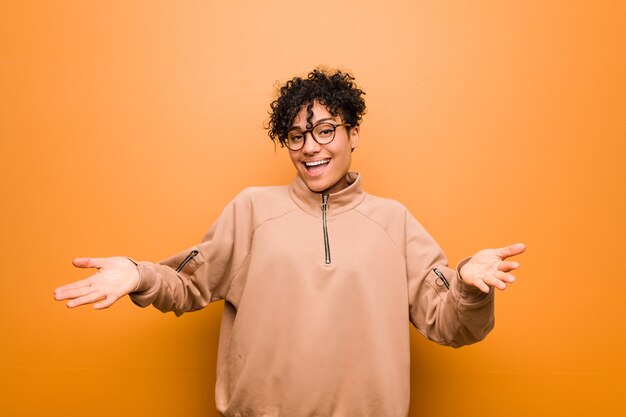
xmin=349 ymin=125 xmax=360 ymax=152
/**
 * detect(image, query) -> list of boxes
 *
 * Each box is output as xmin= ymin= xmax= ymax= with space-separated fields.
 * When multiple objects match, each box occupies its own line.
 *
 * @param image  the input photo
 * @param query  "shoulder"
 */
xmin=228 ymin=185 xmax=296 ymax=223
xmin=351 ymin=193 xmax=410 ymax=238
xmin=358 ymin=193 xmax=410 ymax=219
xmin=357 ymin=192 xmax=431 ymax=235
xmin=235 ymin=185 xmax=291 ymax=202
xmin=357 ymin=192 xmax=439 ymax=254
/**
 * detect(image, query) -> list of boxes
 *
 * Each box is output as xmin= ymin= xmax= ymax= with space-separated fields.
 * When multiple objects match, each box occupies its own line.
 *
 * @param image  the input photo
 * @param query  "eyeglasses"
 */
xmin=285 ymin=122 xmax=351 ymax=151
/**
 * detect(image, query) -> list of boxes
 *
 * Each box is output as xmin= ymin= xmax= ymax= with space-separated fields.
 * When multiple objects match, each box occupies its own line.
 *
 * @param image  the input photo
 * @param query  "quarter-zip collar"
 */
xmin=288 ymin=171 xmax=365 ymax=218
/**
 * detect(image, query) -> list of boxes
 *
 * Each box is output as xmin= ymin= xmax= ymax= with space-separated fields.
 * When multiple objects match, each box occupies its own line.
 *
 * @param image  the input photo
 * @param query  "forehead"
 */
xmin=291 ymin=101 xmax=341 ymax=127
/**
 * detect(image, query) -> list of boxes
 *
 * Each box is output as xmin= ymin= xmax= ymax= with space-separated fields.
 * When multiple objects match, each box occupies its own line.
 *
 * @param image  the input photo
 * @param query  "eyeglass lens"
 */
xmin=287 ymin=123 xmax=336 ymax=150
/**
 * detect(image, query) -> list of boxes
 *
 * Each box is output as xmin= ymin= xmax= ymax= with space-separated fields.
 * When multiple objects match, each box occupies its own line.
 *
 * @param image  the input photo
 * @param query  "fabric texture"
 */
xmin=130 ymin=172 xmax=495 ymax=417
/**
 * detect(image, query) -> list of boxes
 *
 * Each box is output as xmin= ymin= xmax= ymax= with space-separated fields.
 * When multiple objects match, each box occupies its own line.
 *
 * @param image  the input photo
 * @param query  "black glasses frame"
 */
xmin=284 ymin=122 xmax=351 ymax=151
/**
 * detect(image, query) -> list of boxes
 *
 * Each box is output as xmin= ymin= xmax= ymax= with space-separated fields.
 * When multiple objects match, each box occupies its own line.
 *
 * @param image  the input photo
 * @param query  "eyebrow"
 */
xmin=290 ymin=117 xmax=334 ymax=129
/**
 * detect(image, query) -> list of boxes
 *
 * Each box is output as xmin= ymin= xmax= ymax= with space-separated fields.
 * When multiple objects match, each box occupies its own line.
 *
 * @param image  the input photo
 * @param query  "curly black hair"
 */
xmin=266 ymin=68 xmax=366 ymax=146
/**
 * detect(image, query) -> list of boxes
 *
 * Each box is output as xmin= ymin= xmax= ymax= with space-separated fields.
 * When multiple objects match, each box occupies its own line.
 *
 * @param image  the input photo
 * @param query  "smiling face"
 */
xmin=288 ymin=101 xmax=360 ymax=194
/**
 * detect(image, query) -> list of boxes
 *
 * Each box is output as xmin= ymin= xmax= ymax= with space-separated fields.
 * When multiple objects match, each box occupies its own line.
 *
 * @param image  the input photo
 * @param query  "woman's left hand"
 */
xmin=459 ymin=243 xmax=526 ymax=293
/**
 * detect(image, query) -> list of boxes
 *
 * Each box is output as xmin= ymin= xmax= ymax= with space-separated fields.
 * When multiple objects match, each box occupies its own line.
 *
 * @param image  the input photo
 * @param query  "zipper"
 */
xmin=321 ymin=194 xmax=331 ymax=265
xmin=176 ymin=249 xmax=199 ymax=272
xmin=433 ymin=268 xmax=450 ymax=289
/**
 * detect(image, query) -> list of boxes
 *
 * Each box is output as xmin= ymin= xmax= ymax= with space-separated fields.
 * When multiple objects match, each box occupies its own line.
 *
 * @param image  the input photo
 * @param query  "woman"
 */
xmin=55 ymin=68 xmax=525 ymax=417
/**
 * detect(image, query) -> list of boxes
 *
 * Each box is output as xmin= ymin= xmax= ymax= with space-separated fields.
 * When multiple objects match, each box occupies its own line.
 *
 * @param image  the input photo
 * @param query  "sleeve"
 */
xmin=128 ymin=192 xmax=254 ymax=316
xmin=405 ymin=210 xmax=495 ymax=348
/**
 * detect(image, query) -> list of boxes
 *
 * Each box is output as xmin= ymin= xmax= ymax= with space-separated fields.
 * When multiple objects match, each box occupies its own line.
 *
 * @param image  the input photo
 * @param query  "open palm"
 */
xmin=459 ymin=243 xmax=526 ymax=293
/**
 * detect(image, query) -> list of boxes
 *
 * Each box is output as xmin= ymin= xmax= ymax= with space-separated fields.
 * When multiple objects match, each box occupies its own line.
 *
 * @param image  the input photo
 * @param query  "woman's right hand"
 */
xmin=54 ymin=257 xmax=140 ymax=309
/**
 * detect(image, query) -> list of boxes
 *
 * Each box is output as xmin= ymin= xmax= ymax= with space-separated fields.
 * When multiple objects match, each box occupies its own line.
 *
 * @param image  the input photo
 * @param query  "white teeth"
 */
xmin=305 ymin=159 xmax=330 ymax=167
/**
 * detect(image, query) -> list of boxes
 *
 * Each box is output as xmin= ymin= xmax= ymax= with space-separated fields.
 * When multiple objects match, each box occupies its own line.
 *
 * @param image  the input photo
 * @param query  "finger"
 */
xmin=498 ymin=261 xmax=520 ymax=272
xmin=66 ymin=291 xmax=106 ymax=308
xmin=94 ymin=294 xmax=118 ymax=310
xmin=489 ymin=278 xmax=507 ymax=290
xmin=54 ymin=284 xmax=95 ymax=301
xmin=494 ymin=243 xmax=526 ymax=259
xmin=54 ymin=277 xmax=94 ymax=297
xmin=468 ymin=278 xmax=491 ymax=293
xmin=494 ymin=270 xmax=516 ymax=284
xmin=72 ymin=258 xmax=106 ymax=269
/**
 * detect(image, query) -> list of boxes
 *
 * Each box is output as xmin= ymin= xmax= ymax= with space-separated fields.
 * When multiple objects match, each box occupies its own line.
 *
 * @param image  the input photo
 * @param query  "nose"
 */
xmin=302 ymin=131 xmax=321 ymax=155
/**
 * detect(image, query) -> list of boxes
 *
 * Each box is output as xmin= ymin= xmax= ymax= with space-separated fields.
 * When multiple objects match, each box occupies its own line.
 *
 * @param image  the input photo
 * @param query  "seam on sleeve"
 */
xmin=353 ymin=207 xmax=406 ymax=258
xmin=222 ymin=207 xmax=298 ymax=299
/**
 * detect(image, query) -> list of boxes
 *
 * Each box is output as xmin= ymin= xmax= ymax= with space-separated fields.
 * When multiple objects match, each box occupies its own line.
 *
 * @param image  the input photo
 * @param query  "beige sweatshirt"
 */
xmin=130 ymin=172 xmax=494 ymax=417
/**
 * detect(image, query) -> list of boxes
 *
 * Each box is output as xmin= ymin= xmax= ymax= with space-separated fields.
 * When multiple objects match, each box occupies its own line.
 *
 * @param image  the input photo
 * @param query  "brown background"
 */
xmin=1 ymin=1 xmax=625 ymax=416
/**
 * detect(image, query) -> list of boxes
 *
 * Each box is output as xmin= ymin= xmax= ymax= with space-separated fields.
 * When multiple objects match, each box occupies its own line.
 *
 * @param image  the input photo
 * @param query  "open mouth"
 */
xmin=303 ymin=158 xmax=330 ymax=175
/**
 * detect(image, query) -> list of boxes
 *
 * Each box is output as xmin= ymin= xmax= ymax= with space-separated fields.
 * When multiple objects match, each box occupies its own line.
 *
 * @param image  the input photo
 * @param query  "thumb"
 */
xmin=72 ymin=257 xmax=105 ymax=269
xmin=494 ymin=243 xmax=526 ymax=259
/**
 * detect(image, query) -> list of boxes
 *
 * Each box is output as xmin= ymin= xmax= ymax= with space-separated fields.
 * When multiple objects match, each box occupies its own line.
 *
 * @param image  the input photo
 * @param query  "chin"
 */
xmin=303 ymin=181 xmax=326 ymax=193
xmin=298 ymin=176 xmax=325 ymax=193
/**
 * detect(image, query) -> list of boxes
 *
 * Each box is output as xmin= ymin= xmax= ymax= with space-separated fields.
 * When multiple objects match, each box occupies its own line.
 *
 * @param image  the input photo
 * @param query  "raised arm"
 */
xmin=54 ymin=257 xmax=140 ymax=309
xmin=54 ymin=189 xmax=260 ymax=315
xmin=405 ymin=210 xmax=526 ymax=347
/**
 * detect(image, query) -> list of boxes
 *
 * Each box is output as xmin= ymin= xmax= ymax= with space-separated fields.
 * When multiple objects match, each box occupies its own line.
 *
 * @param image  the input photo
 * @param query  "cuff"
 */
xmin=128 ymin=261 xmax=162 ymax=307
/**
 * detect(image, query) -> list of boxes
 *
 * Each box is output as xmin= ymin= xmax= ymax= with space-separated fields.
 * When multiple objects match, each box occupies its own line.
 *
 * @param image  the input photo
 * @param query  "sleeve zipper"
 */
xmin=321 ymin=194 xmax=331 ymax=265
xmin=433 ymin=267 xmax=450 ymax=289
xmin=176 ymin=249 xmax=199 ymax=273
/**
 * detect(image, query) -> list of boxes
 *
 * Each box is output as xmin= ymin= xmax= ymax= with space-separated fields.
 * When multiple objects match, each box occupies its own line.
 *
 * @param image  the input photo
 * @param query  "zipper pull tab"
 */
xmin=321 ymin=194 xmax=329 ymax=210
xmin=433 ymin=267 xmax=450 ymax=289
xmin=176 ymin=249 xmax=199 ymax=273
